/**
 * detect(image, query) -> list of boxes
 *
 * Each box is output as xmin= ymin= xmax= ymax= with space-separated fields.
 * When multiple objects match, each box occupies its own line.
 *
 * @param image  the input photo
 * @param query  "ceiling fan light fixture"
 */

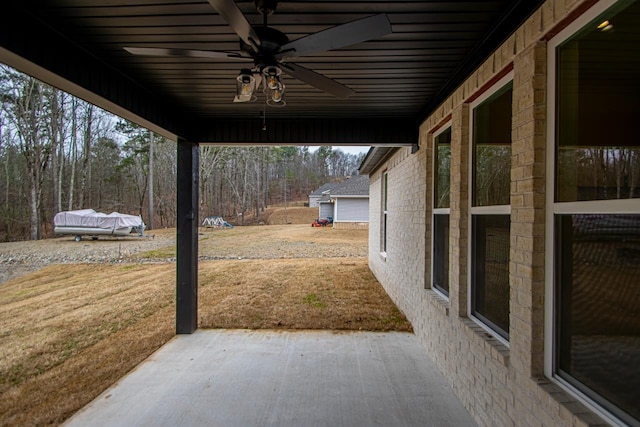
xmin=263 ymin=66 xmax=282 ymax=90
xmin=266 ymin=94 xmax=286 ymax=107
xmin=264 ymin=81 xmax=286 ymax=107
xmin=264 ymin=79 xmax=285 ymax=103
xmin=236 ymin=69 xmax=257 ymax=98
xmin=271 ymin=83 xmax=284 ymax=102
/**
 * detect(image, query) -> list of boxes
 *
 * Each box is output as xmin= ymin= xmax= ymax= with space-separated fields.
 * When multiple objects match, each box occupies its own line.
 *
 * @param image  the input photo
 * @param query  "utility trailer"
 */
xmin=53 ymin=209 xmax=146 ymax=241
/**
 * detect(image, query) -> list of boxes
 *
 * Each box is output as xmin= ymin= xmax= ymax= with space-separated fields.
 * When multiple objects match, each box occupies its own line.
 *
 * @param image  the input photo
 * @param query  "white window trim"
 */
xmin=432 ymin=121 xmax=452 ymax=299
xmin=467 ymin=70 xmax=514 ymax=347
xmin=545 ymin=1 xmax=636 ymax=425
xmin=381 ymin=171 xmax=388 ymax=258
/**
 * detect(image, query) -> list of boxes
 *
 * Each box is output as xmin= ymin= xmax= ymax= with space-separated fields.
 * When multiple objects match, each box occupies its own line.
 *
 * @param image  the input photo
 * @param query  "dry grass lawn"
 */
xmin=0 ymin=225 xmax=411 ymax=426
xmin=225 ymin=204 xmax=318 ymax=226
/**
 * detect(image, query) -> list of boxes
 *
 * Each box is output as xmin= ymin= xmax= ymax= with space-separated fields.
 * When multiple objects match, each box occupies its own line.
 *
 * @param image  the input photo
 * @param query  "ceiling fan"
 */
xmin=124 ymin=0 xmax=392 ymax=107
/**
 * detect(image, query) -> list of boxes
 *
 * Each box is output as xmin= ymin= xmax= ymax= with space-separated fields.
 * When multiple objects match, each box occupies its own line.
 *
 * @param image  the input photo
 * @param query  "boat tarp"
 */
xmin=54 ymin=209 xmax=143 ymax=230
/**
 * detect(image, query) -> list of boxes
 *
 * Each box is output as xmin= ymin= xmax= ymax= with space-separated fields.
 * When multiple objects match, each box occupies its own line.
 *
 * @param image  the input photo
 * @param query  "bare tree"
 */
xmin=0 ymin=61 xmax=372 ymax=240
xmin=77 ymin=103 xmax=94 ymax=209
xmin=1 ymin=70 xmax=52 ymax=239
xmin=67 ymin=97 xmax=78 ymax=210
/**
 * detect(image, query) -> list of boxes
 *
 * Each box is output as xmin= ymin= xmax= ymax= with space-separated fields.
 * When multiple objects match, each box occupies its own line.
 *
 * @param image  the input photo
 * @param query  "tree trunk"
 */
xmin=78 ymin=104 xmax=93 ymax=208
xmin=57 ymin=133 xmax=65 ymax=212
xmin=68 ymin=98 xmax=78 ymax=210
xmin=29 ymin=168 xmax=39 ymax=240
xmin=50 ymin=90 xmax=61 ymax=215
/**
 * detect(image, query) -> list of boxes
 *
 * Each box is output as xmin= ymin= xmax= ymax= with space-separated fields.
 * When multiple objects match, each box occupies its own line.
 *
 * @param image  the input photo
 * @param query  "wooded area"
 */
xmin=0 ymin=64 xmax=365 ymax=242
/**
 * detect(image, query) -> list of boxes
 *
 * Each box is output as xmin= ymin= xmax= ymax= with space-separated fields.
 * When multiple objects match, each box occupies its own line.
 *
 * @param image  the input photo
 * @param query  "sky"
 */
xmin=337 ymin=146 xmax=370 ymax=156
xmin=308 ymin=146 xmax=370 ymax=156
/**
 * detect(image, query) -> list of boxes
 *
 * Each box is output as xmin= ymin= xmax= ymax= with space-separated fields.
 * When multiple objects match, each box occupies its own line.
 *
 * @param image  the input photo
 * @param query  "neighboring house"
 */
xmin=359 ymin=2 xmax=640 ymax=427
xmin=329 ymin=175 xmax=369 ymax=229
xmin=316 ymin=175 xmax=370 ymax=229
xmin=308 ymin=182 xmax=338 ymax=208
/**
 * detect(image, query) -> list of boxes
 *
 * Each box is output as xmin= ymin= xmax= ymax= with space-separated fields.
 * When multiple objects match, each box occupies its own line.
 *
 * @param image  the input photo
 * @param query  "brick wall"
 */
xmin=367 ymin=1 xmax=615 ymax=425
xmin=369 ymin=146 xmax=427 ymax=323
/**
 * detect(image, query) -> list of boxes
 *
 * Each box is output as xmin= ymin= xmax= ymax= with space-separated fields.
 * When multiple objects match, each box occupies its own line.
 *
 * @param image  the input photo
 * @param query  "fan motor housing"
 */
xmin=242 ymin=26 xmax=289 ymax=57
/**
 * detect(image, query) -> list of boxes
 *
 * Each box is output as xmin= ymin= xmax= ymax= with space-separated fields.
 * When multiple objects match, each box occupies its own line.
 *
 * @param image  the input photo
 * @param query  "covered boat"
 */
xmin=53 ymin=209 xmax=146 ymax=241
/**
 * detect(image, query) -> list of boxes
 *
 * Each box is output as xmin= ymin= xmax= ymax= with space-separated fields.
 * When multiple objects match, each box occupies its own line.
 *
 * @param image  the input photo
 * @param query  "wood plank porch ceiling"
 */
xmin=1 ymin=0 xmax=543 ymax=144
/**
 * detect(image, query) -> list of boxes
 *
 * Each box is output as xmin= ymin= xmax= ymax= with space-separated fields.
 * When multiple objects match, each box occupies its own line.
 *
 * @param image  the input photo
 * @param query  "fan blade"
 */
xmin=276 ymin=14 xmax=392 ymax=60
xmin=281 ymin=63 xmax=355 ymax=99
xmin=208 ymin=0 xmax=261 ymax=51
xmin=124 ymin=47 xmax=253 ymax=61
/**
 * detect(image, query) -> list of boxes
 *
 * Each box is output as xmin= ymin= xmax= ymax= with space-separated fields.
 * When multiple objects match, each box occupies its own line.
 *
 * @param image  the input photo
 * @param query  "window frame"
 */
xmin=381 ymin=171 xmax=388 ymax=257
xmin=545 ymin=1 xmax=640 ymax=425
xmin=432 ymin=122 xmax=452 ymax=298
xmin=468 ymin=71 xmax=514 ymax=346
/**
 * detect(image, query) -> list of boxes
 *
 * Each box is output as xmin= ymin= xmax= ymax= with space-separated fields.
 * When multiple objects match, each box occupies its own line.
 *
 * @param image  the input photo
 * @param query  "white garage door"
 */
xmin=335 ymin=198 xmax=369 ymax=222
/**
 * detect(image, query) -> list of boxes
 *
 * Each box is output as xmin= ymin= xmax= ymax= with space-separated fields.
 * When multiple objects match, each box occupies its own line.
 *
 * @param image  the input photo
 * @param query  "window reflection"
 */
xmin=435 ymin=128 xmax=451 ymax=209
xmin=556 ymin=214 xmax=640 ymax=423
xmin=472 ymin=215 xmax=510 ymax=339
xmin=473 ymin=83 xmax=512 ymax=207
xmin=556 ymin=0 xmax=640 ymax=203
xmin=433 ymin=127 xmax=451 ymax=296
xmin=433 ymin=214 xmax=450 ymax=295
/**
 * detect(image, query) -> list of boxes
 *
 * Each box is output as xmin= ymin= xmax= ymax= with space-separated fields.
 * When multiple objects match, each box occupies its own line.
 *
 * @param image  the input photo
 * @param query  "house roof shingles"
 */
xmin=310 ymin=182 xmax=339 ymax=196
xmin=329 ymin=175 xmax=370 ymax=197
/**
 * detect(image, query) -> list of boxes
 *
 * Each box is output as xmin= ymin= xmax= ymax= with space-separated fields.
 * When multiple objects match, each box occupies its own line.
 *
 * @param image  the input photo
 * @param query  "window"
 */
xmin=433 ymin=125 xmax=451 ymax=296
xmin=548 ymin=1 xmax=640 ymax=424
xmin=381 ymin=171 xmax=388 ymax=255
xmin=470 ymin=75 xmax=513 ymax=341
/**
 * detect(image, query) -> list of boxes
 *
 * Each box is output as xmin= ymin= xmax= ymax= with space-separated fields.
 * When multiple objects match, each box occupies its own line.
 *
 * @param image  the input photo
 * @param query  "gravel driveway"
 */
xmin=0 ymin=225 xmax=369 ymax=284
xmin=0 ymin=231 xmax=176 ymax=284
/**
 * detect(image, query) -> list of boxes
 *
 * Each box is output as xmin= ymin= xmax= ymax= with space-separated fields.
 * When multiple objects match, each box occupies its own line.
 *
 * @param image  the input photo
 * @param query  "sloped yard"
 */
xmin=0 ymin=225 xmax=411 ymax=426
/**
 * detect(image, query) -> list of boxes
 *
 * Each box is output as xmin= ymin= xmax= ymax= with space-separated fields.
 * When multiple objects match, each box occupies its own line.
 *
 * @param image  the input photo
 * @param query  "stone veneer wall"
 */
xmin=368 ymin=0 xmax=613 ymax=425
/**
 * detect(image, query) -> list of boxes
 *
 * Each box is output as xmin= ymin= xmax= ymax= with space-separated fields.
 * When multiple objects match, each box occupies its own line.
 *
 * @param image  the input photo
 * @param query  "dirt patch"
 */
xmin=0 ymin=224 xmax=411 ymax=426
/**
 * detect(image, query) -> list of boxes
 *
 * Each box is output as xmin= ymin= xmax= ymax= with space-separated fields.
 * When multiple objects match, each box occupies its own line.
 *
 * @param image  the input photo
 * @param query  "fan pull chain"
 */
xmin=262 ymin=99 xmax=267 ymax=131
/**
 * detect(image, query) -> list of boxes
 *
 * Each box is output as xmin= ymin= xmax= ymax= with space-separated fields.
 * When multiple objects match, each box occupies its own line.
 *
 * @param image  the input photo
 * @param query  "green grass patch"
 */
xmin=136 ymin=247 xmax=176 ymax=259
xmin=303 ymin=293 xmax=326 ymax=308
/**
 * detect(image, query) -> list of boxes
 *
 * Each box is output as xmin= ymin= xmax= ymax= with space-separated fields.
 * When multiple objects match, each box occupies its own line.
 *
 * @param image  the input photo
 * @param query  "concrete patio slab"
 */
xmin=64 ymin=330 xmax=476 ymax=427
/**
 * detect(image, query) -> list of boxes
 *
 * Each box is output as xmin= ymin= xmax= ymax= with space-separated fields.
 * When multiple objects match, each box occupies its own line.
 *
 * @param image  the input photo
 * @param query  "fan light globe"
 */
xmin=263 ymin=66 xmax=282 ymax=90
xmin=236 ymin=70 xmax=256 ymax=98
xmin=272 ymin=85 xmax=284 ymax=102
xmin=266 ymin=94 xmax=286 ymax=107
